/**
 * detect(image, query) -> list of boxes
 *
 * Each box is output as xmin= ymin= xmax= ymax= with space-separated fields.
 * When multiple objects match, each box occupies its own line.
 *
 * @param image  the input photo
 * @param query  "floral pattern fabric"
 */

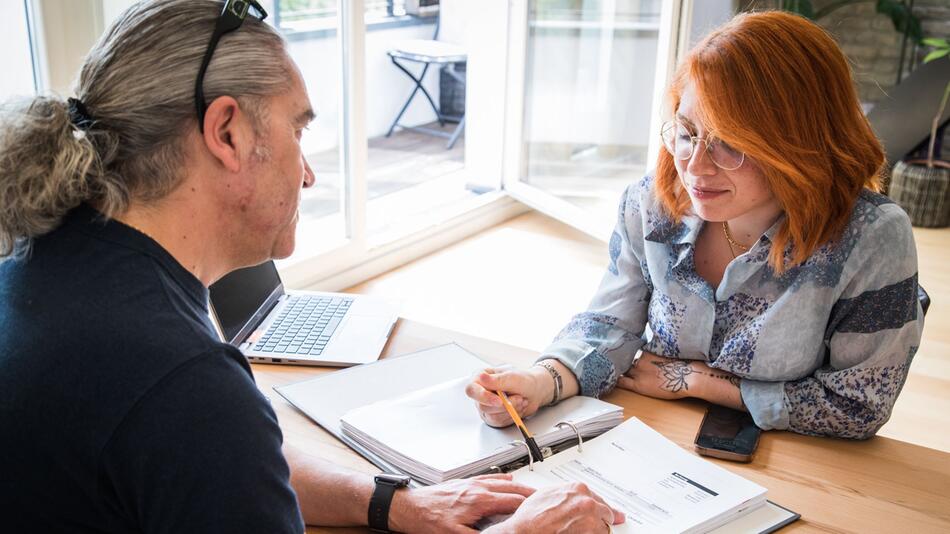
xmin=542 ymin=178 xmax=924 ymax=439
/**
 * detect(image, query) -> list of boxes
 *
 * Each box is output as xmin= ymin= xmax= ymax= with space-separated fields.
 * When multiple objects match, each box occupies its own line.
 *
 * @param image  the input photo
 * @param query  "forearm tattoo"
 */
xmin=650 ymin=360 xmax=742 ymax=395
xmin=651 ymin=360 xmax=694 ymax=393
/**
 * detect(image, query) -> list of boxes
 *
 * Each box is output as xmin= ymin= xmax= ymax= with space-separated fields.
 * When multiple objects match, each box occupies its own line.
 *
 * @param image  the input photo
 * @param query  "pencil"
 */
xmin=496 ymin=390 xmax=545 ymax=462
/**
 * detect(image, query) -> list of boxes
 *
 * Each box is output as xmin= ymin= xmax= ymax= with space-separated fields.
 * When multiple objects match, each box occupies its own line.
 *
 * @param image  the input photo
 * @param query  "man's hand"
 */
xmin=388 ymin=474 xmax=534 ymax=534
xmin=484 ymin=483 xmax=625 ymax=534
xmin=617 ymin=351 xmax=741 ymax=402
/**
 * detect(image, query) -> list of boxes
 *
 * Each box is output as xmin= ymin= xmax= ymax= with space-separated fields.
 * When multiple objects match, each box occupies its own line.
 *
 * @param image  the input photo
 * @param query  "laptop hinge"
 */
xmin=229 ymin=284 xmax=285 ymax=346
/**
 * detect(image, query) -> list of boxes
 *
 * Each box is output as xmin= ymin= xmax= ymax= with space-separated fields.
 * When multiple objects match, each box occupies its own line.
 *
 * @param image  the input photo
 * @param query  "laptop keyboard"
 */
xmin=253 ymin=295 xmax=353 ymax=356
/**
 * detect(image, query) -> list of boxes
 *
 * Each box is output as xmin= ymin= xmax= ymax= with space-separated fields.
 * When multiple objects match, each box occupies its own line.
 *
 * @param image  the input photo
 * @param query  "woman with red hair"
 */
xmin=468 ymin=11 xmax=924 ymax=439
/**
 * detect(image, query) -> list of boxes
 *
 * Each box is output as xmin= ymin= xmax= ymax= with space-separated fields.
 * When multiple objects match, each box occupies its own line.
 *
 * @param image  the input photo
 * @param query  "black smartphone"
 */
xmin=694 ymin=405 xmax=761 ymax=462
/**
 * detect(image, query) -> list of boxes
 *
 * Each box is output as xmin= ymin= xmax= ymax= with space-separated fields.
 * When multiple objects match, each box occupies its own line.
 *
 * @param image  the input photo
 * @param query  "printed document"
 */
xmin=512 ymin=417 xmax=767 ymax=534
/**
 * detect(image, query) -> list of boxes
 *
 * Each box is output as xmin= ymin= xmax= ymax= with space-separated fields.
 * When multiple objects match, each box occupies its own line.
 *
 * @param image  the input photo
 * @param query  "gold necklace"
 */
xmin=722 ymin=221 xmax=749 ymax=258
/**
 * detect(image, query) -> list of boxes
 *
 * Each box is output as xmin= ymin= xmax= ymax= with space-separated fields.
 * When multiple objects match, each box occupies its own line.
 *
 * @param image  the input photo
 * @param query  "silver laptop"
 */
xmin=209 ymin=261 xmax=398 ymax=366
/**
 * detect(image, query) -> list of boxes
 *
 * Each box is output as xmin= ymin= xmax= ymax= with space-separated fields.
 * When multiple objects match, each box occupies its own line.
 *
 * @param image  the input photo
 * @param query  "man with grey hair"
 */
xmin=0 ymin=1 xmax=623 ymax=532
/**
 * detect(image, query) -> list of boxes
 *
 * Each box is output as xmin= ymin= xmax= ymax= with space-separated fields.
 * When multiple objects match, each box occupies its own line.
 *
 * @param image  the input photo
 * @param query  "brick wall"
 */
xmin=820 ymin=0 xmax=950 ymax=161
xmin=815 ymin=0 xmax=950 ymax=104
xmin=746 ymin=0 xmax=950 ymax=159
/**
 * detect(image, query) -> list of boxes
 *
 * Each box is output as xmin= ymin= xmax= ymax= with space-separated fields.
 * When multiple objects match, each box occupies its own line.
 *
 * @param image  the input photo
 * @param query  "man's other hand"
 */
xmin=388 ymin=473 xmax=533 ymax=534
xmin=485 ymin=482 xmax=625 ymax=534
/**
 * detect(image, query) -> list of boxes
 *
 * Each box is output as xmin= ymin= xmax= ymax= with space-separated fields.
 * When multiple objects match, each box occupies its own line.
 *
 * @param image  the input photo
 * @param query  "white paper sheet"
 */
xmin=341 ymin=377 xmax=623 ymax=484
xmin=275 ymin=343 xmax=489 ymax=437
xmin=511 ymin=417 xmax=768 ymax=534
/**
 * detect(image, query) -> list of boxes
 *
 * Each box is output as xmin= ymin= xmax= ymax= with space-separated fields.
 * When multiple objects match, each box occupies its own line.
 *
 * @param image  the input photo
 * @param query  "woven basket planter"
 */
xmin=888 ymin=160 xmax=950 ymax=227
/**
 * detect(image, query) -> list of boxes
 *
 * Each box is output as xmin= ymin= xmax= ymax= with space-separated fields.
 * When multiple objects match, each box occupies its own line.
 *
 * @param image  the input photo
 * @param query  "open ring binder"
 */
xmin=511 ymin=440 xmax=535 ymax=471
xmin=556 ymin=420 xmax=584 ymax=453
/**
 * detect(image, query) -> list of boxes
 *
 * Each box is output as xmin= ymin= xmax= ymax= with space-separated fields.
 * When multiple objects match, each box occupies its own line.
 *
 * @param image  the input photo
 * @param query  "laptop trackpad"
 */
xmin=332 ymin=316 xmax=392 ymax=362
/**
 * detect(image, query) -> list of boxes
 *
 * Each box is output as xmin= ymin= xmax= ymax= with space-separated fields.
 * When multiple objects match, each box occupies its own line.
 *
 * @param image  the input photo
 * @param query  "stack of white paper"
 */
xmin=512 ymin=417 xmax=770 ymax=534
xmin=340 ymin=377 xmax=624 ymax=485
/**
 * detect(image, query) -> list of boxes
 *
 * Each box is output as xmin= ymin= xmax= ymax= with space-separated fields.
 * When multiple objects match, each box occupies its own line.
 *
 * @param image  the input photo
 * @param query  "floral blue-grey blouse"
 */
xmin=542 ymin=176 xmax=924 ymax=439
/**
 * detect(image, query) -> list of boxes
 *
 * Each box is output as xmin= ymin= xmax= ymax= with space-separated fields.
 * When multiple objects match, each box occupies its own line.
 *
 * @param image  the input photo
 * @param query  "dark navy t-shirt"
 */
xmin=0 ymin=205 xmax=304 ymax=533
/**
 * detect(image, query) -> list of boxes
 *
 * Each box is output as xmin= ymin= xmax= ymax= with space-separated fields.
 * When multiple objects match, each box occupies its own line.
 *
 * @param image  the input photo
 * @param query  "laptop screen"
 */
xmin=209 ymin=261 xmax=282 ymax=343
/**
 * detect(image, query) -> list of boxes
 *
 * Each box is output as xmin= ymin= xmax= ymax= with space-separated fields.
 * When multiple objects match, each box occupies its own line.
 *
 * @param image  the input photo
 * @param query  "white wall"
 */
xmin=0 ymin=1 xmax=37 ymax=100
xmin=102 ymin=0 xmax=136 ymax=26
xmin=36 ymin=0 xmax=102 ymax=95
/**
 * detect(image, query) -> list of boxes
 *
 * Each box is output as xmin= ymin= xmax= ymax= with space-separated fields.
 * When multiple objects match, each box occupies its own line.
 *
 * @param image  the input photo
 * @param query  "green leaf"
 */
xmin=923 ymin=49 xmax=950 ymax=64
xmin=922 ymin=38 xmax=950 ymax=48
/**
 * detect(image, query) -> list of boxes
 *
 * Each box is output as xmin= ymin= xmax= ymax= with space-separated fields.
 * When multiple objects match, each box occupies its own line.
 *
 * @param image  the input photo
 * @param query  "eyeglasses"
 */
xmin=194 ymin=0 xmax=268 ymax=132
xmin=660 ymin=120 xmax=745 ymax=171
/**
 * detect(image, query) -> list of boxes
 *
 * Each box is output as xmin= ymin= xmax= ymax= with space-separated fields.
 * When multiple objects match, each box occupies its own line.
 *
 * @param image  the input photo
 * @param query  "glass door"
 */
xmin=273 ymin=0 xmax=520 ymax=289
xmin=503 ymin=0 xmax=686 ymax=240
xmin=264 ymin=0 xmax=360 ymax=285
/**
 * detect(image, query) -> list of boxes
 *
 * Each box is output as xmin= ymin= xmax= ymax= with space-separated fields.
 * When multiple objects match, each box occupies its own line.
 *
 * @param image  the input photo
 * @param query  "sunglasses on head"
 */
xmin=194 ymin=0 xmax=268 ymax=132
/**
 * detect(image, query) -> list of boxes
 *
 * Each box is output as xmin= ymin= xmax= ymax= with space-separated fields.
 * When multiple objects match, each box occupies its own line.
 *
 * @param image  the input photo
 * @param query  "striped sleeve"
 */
xmin=745 ymin=205 xmax=924 ymax=438
xmin=540 ymin=181 xmax=651 ymax=397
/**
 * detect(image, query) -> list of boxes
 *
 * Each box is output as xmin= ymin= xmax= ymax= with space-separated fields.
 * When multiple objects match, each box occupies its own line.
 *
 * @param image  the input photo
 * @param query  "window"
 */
xmin=268 ymin=0 xmax=516 ymax=289
xmin=31 ymin=0 xmax=690 ymax=290
xmin=0 ymin=1 xmax=38 ymax=101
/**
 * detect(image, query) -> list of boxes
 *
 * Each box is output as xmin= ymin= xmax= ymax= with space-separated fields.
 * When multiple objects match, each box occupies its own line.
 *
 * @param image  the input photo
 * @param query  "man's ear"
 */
xmin=201 ymin=96 xmax=252 ymax=174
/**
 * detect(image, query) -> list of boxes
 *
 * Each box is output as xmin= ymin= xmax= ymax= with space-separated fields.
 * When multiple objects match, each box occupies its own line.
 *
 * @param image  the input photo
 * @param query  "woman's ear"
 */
xmin=201 ymin=96 xmax=253 ymax=174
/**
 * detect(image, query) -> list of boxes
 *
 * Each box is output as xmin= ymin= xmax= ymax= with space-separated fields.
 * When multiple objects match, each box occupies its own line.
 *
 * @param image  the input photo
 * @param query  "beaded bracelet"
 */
xmin=535 ymin=360 xmax=563 ymax=406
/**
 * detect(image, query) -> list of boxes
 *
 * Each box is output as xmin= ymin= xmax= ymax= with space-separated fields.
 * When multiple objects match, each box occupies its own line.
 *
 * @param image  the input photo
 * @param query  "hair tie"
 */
xmin=66 ymin=97 xmax=95 ymax=131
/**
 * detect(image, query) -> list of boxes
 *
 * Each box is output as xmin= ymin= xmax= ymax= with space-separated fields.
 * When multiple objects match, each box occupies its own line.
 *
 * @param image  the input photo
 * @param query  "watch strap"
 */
xmin=368 ymin=475 xmax=408 ymax=532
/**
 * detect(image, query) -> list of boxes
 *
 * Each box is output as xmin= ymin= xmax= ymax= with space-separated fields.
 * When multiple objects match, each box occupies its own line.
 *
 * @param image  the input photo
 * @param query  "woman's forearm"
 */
xmin=691 ymin=363 xmax=746 ymax=411
xmin=617 ymin=351 xmax=747 ymax=410
xmin=534 ymin=358 xmax=580 ymax=403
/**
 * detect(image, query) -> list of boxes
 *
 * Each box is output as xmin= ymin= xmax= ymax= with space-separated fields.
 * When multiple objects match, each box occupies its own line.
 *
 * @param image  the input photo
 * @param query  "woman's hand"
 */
xmin=617 ymin=351 xmax=741 ymax=402
xmin=465 ymin=367 xmax=554 ymax=427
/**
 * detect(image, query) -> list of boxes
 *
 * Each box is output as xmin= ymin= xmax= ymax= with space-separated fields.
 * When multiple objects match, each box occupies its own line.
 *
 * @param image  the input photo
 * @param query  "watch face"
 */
xmin=375 ymin=473 xmax=411 ymax=486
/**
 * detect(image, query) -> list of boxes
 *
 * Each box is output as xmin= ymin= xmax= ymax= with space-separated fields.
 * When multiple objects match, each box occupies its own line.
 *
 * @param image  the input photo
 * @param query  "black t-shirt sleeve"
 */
xmin=98 ymin=350 xmax=304 ymax=534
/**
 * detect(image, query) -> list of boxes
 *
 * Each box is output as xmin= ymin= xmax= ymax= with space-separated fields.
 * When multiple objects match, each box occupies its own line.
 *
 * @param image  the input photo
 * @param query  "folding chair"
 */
xmin=385 ymin=24 xmax=467 ymax=149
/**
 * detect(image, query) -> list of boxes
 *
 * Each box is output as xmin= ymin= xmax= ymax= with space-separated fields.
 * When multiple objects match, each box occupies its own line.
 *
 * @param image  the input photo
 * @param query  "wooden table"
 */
xmin=252 ymin=320 xmax=950 ymax=533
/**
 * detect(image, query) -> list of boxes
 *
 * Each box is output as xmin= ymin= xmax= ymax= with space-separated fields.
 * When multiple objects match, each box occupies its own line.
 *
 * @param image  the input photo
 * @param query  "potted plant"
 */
xmin=888 ymin=38 xmax=950 ymax=227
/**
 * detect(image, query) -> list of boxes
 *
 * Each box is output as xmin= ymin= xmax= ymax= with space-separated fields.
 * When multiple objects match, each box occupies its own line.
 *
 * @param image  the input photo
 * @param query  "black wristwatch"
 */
xmin=368 ymin=473 xmax=411 ymax=533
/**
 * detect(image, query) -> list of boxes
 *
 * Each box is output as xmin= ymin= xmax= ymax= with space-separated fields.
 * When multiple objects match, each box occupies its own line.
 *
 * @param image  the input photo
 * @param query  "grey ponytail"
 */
xmin=0 ymin=0 xmax=291 ymax=257
xmin=0 ymin=97 xmax=118 ymax=257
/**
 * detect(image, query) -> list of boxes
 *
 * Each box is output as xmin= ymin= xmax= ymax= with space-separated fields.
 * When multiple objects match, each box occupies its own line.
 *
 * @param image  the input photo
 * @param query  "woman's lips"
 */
xmin=689 ymin=186 xmax=728 ymax=200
